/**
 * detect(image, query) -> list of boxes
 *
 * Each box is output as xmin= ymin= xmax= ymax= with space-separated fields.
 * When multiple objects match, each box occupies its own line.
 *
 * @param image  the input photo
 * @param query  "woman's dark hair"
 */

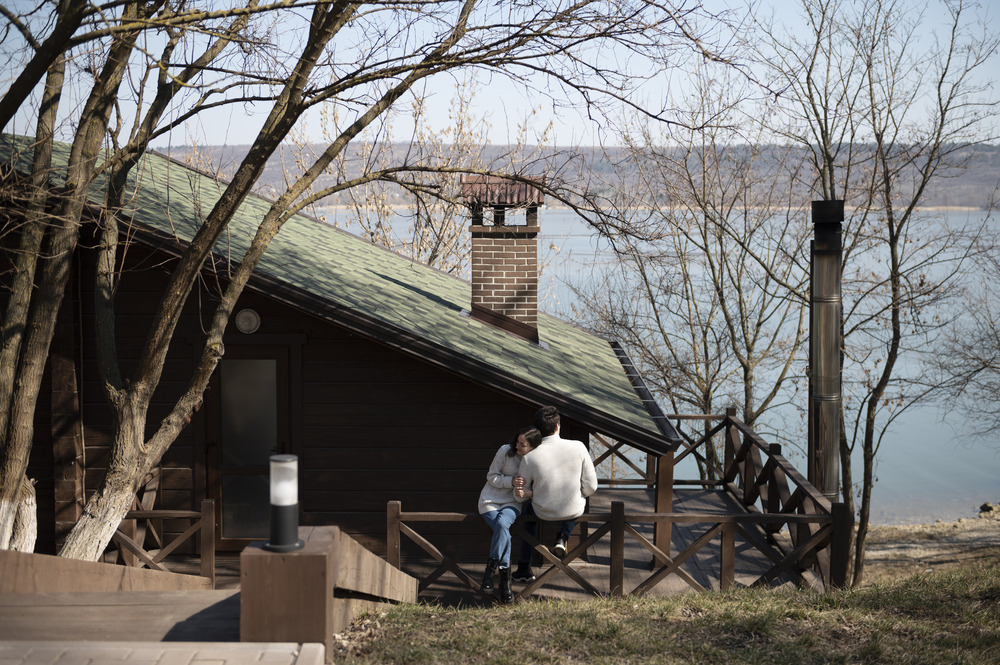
xmin=507 ymin=426 xmax=542 ymax=457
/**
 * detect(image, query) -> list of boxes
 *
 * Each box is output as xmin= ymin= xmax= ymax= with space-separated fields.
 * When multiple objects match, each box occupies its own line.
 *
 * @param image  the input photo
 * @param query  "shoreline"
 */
xmin=312 ymin=203 xmax=988 ymax=214
xmin=863 ymin=510 xmax=1000 ymax=584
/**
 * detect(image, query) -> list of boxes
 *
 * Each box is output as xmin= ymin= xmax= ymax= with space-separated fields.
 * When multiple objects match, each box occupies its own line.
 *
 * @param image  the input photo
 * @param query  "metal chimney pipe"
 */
xmin=809 ymin=200 xmax=843 ymax=502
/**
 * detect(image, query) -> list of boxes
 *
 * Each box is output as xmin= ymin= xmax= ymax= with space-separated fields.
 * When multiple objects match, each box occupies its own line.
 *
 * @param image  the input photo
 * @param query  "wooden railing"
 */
xmin=386 ymin=410 xmax=852 ymax=597
xmin=669 ymin=409 xmax=852 ymax=587
xmin=591 ymin=432 xmax=656 ymax=486
xmin=104 ymin=469 xmax=216 ymax=587
xmin=387 ymin=498 xmax=850 ymax=598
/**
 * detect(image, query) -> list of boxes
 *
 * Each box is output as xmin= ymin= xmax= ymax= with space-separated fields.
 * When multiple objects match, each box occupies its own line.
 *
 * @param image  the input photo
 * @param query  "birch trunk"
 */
xmin=10 ymin=476 xmax=36 ymax=551
xmin=59 ymin=410 xmax=149 ymax=561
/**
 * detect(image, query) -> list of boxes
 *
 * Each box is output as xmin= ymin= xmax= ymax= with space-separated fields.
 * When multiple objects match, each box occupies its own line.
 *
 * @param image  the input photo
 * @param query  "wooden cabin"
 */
xmin=2 ymin=137 xmax=681 ymax=559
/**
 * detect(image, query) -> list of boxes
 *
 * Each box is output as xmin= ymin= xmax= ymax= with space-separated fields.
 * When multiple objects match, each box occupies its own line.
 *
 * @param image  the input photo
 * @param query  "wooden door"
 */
xmin=206 ymin=346 xmax=290 ymax=550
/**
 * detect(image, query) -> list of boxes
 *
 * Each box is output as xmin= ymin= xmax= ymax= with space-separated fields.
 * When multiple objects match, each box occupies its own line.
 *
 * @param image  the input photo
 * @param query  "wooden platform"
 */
xmin=0 ymin=526 xmax=415 ymax=652
xmin=0 ymin=488 xmax=815 ymax=645
xmin=0 ymin=590 xmax=241 ymax=642
xmin=399 ymin=487 xmax=812 ymax=605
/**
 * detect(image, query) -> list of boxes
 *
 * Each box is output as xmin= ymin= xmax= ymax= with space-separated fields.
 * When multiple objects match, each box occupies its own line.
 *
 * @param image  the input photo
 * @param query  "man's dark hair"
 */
xmin=534 ymin=405 xmax=560 ymax=437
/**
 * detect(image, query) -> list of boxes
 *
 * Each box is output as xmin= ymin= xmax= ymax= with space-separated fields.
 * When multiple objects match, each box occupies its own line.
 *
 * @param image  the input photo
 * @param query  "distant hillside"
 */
xmin=155 ymin=142 xmax=1000 ymax=210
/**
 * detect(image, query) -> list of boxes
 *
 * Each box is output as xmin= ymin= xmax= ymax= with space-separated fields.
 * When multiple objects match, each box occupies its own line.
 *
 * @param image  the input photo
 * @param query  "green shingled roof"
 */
xmin=1 ymin=135 xmax=673 ymax=451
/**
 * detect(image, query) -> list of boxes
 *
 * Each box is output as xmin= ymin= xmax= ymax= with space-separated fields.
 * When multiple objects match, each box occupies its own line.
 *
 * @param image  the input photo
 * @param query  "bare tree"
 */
xmin=757 ymin=0 xmax=998 ymax=585
xmin=932 ymin=227 xmax=1000 ymax=435
xmin=0 ymin=0 xmax=734 ymax=557
xmin=311 ymin=75 xmax=560 ymax=276
xmin=572 ymin=61 xmax=811 ymax=478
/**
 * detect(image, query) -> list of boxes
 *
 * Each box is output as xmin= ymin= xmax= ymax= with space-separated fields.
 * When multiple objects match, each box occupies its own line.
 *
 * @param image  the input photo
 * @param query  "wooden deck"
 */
xmin=0 ymin=590 xmax=241 ymax=642
xmin=398 ymin=487 xmax=818 ymax=606
xmin=0 ymin=526 xmax=416 ymax=651
xmin=0 ymin=488 xmax=825 ymax=646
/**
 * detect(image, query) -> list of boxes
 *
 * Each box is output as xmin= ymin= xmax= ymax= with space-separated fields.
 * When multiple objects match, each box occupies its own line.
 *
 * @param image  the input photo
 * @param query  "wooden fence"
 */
xmin=668 ymin=408 xmax=852 ymax=587
xmin=387 ymin=499 xmax=849 ymax=599
xmin=387 ymin=409 xmax=852 ymax=598
xmin=104 ymin=469 xmax=216 ymax=587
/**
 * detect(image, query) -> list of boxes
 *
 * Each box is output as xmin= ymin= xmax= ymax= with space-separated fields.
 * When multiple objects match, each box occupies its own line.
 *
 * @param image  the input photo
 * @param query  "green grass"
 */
xmin=338 ymin=564 xmax=1000 ymax=665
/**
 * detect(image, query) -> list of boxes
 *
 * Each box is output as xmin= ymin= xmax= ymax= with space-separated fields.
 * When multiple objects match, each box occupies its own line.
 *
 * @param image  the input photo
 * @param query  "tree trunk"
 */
xmin=0 ymin=48 xmax=67 ymax=548
xmin=10 ymin=475 xmax=36 ymax=552
xmin=59 ymin=409 xmax=149 ymax=561
xmin=838 ymin=412 xmax=856 ymax=575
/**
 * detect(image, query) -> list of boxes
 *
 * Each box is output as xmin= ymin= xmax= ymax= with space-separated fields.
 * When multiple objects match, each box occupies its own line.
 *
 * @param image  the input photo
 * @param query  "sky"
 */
xmin=148 ymin=2 xmax=738 ymax=148
xmin=139 ymin=0 xmax=997 ymax=150
xmin=1 ymin=0 xmax=996 ymax=149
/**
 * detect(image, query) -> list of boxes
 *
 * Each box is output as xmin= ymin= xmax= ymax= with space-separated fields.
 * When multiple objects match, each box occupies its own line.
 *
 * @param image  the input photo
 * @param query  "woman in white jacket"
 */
xmin=478 ymin=426 xmax=541 ymax=603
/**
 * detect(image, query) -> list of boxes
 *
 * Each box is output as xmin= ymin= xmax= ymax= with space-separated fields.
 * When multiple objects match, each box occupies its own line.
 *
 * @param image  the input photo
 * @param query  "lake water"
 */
xmin=535 ymin=207 xmax=1000 ymax=526
xmin=323 ymin=205 xmax=1000 ymax=525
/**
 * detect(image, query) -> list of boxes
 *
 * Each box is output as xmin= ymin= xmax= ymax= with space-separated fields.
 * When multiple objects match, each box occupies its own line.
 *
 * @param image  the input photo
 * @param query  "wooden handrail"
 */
xmin=726 ymin=417 xmax=833 ymax=513
xmin=662 ymin=413 xmax=849 ymax=585
xmin=386 ymin=500 xmax=838 ymax=598
xmin=110 ymin=498 xmax=216 ymax=588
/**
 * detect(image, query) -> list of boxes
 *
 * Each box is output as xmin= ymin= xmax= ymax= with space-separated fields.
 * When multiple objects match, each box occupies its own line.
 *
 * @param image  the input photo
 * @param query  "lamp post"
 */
xmin=263 ymin=454 xmax=305 ymax=552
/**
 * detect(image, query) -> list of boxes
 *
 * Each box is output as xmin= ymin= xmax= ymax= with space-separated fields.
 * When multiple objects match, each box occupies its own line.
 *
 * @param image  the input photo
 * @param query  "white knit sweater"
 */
xmin=515 ymin=434 xmax=597 ymax=521
xmin=477 ymin=445 xmax=523 ymax=515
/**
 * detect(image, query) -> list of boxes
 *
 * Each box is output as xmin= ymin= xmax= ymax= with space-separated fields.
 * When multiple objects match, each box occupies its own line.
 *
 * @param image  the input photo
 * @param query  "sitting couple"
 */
xmin=476 ymin=405 xmax=598 ymax=603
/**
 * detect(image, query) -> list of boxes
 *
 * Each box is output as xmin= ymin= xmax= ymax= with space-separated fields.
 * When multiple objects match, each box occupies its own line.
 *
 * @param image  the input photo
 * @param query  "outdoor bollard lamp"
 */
xmin=263 ymin=454 xmax=305 ymax=552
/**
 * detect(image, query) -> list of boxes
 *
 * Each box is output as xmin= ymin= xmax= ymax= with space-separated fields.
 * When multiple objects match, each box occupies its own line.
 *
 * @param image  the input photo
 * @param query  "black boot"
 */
xmin=511 ymin=562 xmax=535 ymax=583
xmin=481 ymin=558 xmax=499 ymax=593
xmin=499 ymin=566 xmax=513 ymax=604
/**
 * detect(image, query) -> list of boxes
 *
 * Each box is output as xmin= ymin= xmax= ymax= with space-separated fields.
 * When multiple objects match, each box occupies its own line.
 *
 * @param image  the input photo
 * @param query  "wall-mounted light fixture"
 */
xmin=262 ymin=454 xmax=305 ymax=552
xmin=235 ymin=308 xmax=261 ymax=334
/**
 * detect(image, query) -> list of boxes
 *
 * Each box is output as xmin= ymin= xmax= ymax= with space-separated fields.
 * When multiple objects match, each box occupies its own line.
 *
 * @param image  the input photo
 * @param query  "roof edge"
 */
xmin=118 ymin=215 xmax=675 ymax=453
xmin=609 ymin=341 xmax=682 ymax=447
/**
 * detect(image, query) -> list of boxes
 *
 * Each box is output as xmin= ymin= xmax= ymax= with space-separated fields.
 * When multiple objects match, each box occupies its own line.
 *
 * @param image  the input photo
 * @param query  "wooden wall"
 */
xmin=0 ymin=549 xmax=211 ymax=592
xmin=70 ymin=238 xmax=203 ymax=552
xmin=34 ymin=233 xmax=549 ymax=560
xmin=296 ymin=316 xmax=535 ymax=555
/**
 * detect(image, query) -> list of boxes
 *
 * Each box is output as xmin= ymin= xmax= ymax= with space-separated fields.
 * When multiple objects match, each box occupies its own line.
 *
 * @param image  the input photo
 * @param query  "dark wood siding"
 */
xmin=297 ymin=320 xmax=535 ymax=554
xmin=62 ymin=237 xmax=541 ymax=559
xmin=71 ymin=239 xmax=203 ymax=553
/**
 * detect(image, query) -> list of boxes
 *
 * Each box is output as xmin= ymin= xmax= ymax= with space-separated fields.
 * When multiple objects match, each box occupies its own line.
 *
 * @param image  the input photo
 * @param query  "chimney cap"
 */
xmin=461 ymin=175 xmax=545 ymax=207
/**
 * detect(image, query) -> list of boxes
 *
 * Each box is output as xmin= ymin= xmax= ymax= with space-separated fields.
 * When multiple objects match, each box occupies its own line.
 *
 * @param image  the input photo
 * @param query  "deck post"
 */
xmin=241 ymin=529 xmax=335 ymax=659
xmin=199 ymin=499 xmax=215 ymax=588
xmin=829 ymin=502 xmax=853 ymax=588
xmin=653 ymin=452 xmax=673 ymax=566
xmin=387 ymin=500 xmax=402 ymax=568
xmin=724 ymin=407 xmax=740 ymax=483
xmin=119 ymin=518 xmax=137 ymax=567
xmin=720 ymin=521 xmax=735 ymax=590
xmin=766 ymin=444 xmax=781 ymax=514
xmin=610 ymin=501 xmax=625 ymax=596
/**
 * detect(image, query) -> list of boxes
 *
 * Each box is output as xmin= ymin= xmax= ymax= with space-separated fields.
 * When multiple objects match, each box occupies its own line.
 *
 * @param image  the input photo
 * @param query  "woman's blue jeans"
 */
xmin=481 ymin=506 xmax=520 ymax=568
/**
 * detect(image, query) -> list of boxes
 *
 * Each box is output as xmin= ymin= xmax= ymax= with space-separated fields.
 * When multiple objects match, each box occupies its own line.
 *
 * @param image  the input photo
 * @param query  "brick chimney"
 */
xmin=462 ymin=175 xmax=545 ymax=343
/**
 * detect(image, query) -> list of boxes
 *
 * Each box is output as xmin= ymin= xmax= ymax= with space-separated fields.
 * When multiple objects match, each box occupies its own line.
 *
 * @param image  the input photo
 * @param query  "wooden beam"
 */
xmin=0 ymin=550 xmax=210 ymax=592
xmin=653 ymin=452 xmax=673 ymax=564
xmin=610 ymin=501 xmax=624 ymax=596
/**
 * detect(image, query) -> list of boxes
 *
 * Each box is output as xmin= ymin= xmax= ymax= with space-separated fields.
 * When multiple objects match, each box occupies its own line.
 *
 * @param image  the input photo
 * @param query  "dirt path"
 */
xmin=861 ymin=510 xmax=1000 ymax=584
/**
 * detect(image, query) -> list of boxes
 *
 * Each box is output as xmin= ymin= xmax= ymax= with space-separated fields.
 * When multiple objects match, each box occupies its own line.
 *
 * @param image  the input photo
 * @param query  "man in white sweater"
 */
xmin=511 ymin=405 xmax=598 ymax=583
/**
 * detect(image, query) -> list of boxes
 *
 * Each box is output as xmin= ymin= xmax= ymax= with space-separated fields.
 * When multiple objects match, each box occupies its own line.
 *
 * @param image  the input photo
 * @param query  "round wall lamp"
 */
xmin=234 ymin=308 xmax=261 ymax=334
